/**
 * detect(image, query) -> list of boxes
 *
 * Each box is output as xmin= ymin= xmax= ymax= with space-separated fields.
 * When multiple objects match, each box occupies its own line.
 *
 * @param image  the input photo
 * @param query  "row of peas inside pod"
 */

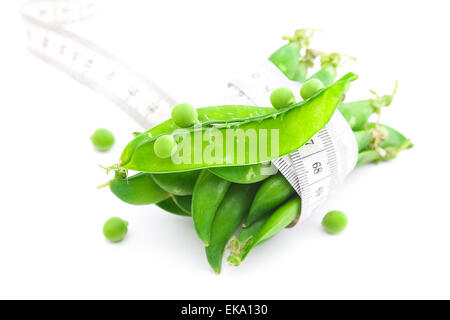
xmin=99 ymin=29 xmax=412 ymax=273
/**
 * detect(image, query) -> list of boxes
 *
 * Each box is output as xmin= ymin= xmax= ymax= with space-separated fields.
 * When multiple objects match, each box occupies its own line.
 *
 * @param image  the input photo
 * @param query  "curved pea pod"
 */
xmin=308 ymin=65 xmax=337 ymax=86
xmin=227 ymin=215 xmax=269 ymax=266
xmin=245 ymin=173 xmax=295 ymax=226
xmin=205 ymin=183 xmax=258 ymax=274
xmin=120 ymin=105 xmax=274 ymax=169
xmin=338 ymin=100 xmax=374 ymax=131
xmin=253 ymin=196 xmax=301 ymax=244
xmin=172 ymin=195 xmax=192 ymax=215
xmin=109 ymin=173 xmax=169 ymax=205
xmin=353 ymin=130 xmax=372 ymax=152
xmin=357 ymin=150 xmax=382 ymax=166
xmin=192 ymin=170 xmax=231 ymax=246
xmin=151 ymin=170 xmax=200 ymax=196
xmin=120 ymin=73 xmax=358 ymax=173
xmin=338 ymin=86 xmax=397 ymax=131
xmin=269 ymin=42 xmax=301 ymax=80
xmin=156 ymin=197 xmax=190 ymax=217
xmin=291 ymin=60 xmax=309 ymax=83
xmin=229 ymin=196 xmax=301 ymax=266
xmin=208 ymin=162 xmax=273 ymax=184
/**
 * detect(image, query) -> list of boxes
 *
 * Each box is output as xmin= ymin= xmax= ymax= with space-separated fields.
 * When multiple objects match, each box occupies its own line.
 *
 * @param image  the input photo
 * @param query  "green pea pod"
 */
xmin=205 ymin=183 xmax=258 ymax=274
xmin=253 ymin=196 xmax=301 ymax=245
xmin=308 ymin=65 xmax=337 ymax=86
xmin=120 ymin=73 xmax=357 ymax=173
xmin=151 ymin=170 xmax=201 ymax=196
xmin=172 ymin=195 xmax=192 ymax=215
xmin=290 ymin=60 xmax=309 ymax=83
xmin=357 ymin=150 xmax=381 ymax=166
xmin=228 ymin=215 xmax=270 ymax=266
xmin=208 ymin=163 xmax=273 ymax=184
xmin=109 ymin=173 xmax=169 ymax=205
xmin=192 ymin=170 xmax=231 ymax=246
xmin=353 ymin=130 xmax=372 ymax=152
xmin=269 ymin=42 xmax=301 ymax=80
xmin=338 ymin=100 xmax=374 ymax=131
xmin=229 ymin=196 xmax=301 ymax=266
xmin=338 ymin=86 xmax=398 ymax=131
xmin=156 ymin=197 xmax=190 ymax=217
xmin=121 ymin=105 xmax=275 ymax=168
xmin=245 ymin=173 xmax=295 ymax=226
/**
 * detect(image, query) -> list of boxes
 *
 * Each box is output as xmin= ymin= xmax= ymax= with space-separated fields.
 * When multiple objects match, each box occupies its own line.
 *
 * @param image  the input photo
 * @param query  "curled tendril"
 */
xmin=99 ymin=163 xmax=128 ymax=179
xmin=281 ymin=28 xmax=320 ymax=47
xmin=370 ymin=81 xmax=399 ymax=115
xmin=320 ymin=52 xmax=357 ymax=68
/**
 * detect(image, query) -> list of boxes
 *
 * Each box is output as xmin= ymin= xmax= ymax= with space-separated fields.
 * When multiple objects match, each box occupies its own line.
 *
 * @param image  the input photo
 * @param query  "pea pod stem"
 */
xmin=229 ymin=196 xmax=301 ymax=266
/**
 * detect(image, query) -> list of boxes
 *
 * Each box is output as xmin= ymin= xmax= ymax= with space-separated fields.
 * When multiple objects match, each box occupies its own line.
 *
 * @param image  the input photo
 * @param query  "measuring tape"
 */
xmin=22 ymin=0 xmax=176 ymax=129
xmin=23 ymin=0 xmax=358 ymax=223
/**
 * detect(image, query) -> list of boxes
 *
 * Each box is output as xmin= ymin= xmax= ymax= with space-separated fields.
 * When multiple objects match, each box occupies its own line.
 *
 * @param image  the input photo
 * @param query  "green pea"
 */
xmin=300 ymin=78 xmax=324 ymax=100
xmin=322 ymin=210 xmax=348 ymax=234
xmin=270 ymin=87 xmax=296 ymax=109
xmin=90 ymin=128 xmax=115 ymax=152
xmin=103 ymin=217 xmax=128 ymax=242
xmin=171 ymin=103 xmax=198 ymax=128
xmin=154 ymin=135 xmax=176 ymax=158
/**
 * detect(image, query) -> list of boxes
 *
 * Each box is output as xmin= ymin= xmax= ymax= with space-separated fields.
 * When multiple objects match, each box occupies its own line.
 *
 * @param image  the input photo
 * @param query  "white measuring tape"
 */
xmin=23 ymin=0 xmax=358 ymax=223
xmin=22 ymin=0 xmax=176 ymax=129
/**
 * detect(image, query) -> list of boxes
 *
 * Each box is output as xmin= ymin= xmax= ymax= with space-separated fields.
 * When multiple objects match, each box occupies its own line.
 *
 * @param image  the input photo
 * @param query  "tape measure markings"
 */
xmin=23 ymin=0 xmax=177 ymax=129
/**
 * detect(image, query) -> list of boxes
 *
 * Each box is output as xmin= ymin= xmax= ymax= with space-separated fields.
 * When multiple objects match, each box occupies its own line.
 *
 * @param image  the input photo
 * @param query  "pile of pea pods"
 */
xmin=103 ymin=30 xmax=412 ymax=273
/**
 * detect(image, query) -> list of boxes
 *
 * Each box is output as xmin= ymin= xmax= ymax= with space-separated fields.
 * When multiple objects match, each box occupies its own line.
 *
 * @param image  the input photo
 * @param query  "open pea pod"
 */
xmin=120 ymin=73 xmax=357 ymax=173
xmin=121 ymin=105 xmax=274 ymax=167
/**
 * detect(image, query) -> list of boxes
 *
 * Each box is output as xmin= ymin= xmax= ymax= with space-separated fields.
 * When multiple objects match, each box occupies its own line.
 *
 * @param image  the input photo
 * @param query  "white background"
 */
xmin=0 ymin=0 xmax=449 ymax=299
